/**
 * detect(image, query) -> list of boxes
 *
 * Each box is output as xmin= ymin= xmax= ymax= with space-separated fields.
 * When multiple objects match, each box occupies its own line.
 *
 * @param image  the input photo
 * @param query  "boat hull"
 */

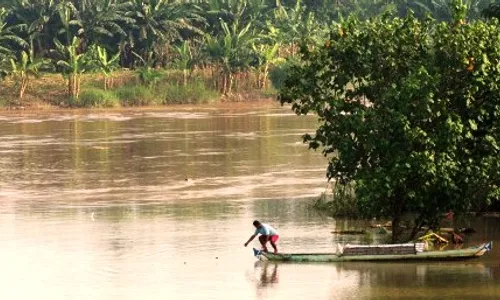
xmin=254 ymin=242 xmax=492 ymax=262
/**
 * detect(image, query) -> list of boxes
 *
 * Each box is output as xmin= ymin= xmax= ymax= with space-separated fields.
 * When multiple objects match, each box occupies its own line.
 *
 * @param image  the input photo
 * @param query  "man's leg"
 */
xmin=270 ymin=241 xmax=278 ymax=253
xmin=259 ymin=235 xmax=269 ymax=252
xmin=270 ymin=235 xmax=279 ymax=253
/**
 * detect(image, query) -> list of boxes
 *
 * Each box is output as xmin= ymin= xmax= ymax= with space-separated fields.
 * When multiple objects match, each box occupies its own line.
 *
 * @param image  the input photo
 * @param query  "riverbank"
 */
xmin=0 ymin=99 xmax=284 ymax=117
xmin=0 ymin=69 xmax=278 ymax=110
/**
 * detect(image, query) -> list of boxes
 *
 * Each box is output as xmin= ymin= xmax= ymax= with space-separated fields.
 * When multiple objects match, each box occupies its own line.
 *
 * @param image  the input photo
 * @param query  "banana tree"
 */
xmin=128 ymin=0 xmax=204 ymax=65
xmin=0 ymin=7 xmax=27 ymax=56
xmin=132 ymin=51 xmax=162 ymax=88
xmin=203 ymin=20 xmax=257 ymax=95
xmin=54 ymin=37 xmax=89 ymax=99
xmin=252 ymin=42 xmax=283 ymax=89
xmin=271 ymin=0 xmax=326 ymax=56
xmin=55 ymin=0 xmax=78 ymax=45
xmin=0 ymin=7 xmax=27 ymax=77
xmin=201 ymin=0 xmax=271 ymax=33
xmin=10 ymin=0 xmax=58 ymax=56
xmin=8 ymin=50 xmax=47 ymax=99
xmin=412 ymin=0 xmax=494 ymax=21
xmin=172 ymin=40 xmax=199 ymax=86
xmin=74 ymin=0 xmax=135 ymax=50
xmin=90 ymin=45 xmax=120 ymax=90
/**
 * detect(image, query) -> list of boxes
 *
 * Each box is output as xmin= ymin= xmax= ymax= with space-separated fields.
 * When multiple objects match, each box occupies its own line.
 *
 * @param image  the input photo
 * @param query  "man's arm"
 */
xmin=244 ymin=234 xmax=257 ymax=247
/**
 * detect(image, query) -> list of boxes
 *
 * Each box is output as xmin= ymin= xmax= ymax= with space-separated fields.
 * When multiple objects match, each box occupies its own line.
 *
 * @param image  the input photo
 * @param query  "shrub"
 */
xmin=136 ymin=67 xmax=163 ymax=88
xmin=115 ymin=85 xmax=158 ymax=106
xmin=313 ymin=182 xmax=359 ymax=217
xmin=158 ymin=80 xmax=218 ymax=104
xmin=75 ymin=88 xmax=119 ymax=108
xmin=269 ymin=59 xmax=298 ymax=90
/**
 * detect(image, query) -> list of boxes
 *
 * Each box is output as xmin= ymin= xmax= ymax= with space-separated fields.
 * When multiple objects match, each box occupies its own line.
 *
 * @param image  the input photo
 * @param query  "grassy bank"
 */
xmin=0 ymin=69 xmax=277 ymax=109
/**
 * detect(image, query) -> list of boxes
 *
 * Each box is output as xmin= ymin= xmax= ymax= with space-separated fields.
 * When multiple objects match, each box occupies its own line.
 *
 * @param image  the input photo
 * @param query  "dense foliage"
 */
xmin=280 ymin=2 xmax=500 ymax=241
xmin=482 ymin=2 xmax=500 ymax=18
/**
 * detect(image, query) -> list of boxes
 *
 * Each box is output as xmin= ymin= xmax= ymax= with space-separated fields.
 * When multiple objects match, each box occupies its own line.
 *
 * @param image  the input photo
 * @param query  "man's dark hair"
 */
xmin=253 ymin=220 xmax=261 ymax=226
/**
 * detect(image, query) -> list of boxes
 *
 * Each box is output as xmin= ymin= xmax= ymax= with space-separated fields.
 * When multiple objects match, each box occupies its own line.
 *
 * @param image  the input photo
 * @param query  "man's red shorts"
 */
xmin=270 ymin=235 xmax=279 ymax=243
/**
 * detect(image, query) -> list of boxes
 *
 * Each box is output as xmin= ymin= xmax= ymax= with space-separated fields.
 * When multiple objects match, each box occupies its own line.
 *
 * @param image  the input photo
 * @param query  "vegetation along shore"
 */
xmin=1 ymin=0 xmax=498 ymax=109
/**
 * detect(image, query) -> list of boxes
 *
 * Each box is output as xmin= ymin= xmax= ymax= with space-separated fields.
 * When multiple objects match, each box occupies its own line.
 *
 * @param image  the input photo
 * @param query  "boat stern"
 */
xmin=484 ymin=241 xmax=493 ymax=252
xmin=253 ymin=248 xmax=268 ymax=261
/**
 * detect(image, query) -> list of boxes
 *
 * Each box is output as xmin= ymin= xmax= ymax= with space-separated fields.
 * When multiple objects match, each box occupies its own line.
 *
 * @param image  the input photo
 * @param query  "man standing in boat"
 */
xmin=244 ymin=220 xmax=279 ymax=253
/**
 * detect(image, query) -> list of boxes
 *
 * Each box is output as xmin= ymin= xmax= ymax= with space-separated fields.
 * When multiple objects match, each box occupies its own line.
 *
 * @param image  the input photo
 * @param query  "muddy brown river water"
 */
xmin=0 ymin=103 xmax=498 ymax=299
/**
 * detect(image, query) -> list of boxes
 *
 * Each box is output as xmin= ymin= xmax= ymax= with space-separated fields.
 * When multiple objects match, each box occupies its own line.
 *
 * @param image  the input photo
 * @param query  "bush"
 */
xmin=136 ymin=67 xmax=163 ymax=88
xmin=115 ymin=85 xmax=158 ymax=106
xmin=313 ymin=182 xmax=359 ymax=217
xmin=158 ymin=80 xmax=219 ymax=104
xmin=75 ymin=88 xmax=119 ymax=108
xmin=269 ymin=59 xmax=298 ymax=90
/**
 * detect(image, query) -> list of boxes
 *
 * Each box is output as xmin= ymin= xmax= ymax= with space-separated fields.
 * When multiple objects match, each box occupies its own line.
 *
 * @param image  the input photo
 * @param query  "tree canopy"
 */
xmin=280 ymin=3 xmax=500 ymax=241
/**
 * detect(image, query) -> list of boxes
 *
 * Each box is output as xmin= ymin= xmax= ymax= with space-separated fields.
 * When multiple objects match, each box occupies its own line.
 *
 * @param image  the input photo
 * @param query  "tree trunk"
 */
xmin=262 ymin=64 xmax=269 ymax=89
xmin=183 ymin=69 xmax=188 ymax=86
xmin=76 ymin=75 xmax=81 ymax=99
xmin=256 ymin=68 xmax=262 ymax=89
xmin=19 ymin=77 xmax=27 ymax=99
xmin=68 ymin=75 xmax=74 ymax=97
xmin=227 ymin=73 xmax=234 ymax=95
xmin=221 ymin=73 xmax=228 ymax=95
xmin=390 ymin=191 xmax=406 ymax=242
xmin=391 ymin=215 xmax=401 ymax=243
xmin=408 ymin=215 xmax=425 ymax=241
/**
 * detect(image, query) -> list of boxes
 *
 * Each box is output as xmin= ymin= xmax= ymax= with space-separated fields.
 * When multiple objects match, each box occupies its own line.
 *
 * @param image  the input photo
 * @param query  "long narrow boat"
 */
xmin=253 ymin=242 xmax=492 ymax=262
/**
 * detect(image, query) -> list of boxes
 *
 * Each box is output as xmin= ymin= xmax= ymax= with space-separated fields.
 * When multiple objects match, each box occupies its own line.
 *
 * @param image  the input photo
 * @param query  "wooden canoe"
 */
xmin=253 ymin=242 xmax=492 ymax=262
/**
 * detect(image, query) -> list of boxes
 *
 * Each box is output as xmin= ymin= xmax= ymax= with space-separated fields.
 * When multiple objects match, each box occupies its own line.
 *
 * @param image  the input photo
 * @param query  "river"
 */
xmin=0 ymin=103 xmax=498 ymax=300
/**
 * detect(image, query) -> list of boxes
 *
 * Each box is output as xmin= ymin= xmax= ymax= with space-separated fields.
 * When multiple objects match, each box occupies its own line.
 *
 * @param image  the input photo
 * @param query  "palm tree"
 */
xmin=8 ymin=50 xmax=47 ymax=99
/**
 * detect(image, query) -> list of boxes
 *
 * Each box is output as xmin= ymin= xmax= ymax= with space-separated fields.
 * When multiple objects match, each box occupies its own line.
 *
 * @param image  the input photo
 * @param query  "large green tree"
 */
xmin=280 ymin=8 xmax=500 ymax=241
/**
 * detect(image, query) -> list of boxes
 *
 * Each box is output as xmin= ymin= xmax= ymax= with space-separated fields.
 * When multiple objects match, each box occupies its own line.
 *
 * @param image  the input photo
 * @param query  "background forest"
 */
xmin=0 ymin=0 xmax=499 ymax=107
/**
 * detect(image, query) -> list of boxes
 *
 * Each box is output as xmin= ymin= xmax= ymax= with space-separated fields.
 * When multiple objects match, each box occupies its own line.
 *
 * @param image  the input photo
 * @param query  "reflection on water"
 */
xmin=256 ymin=262 xmax=280 ymax=287
xmin=0 ymin=105 xmax=499 ymax=300
xmin=249 ymin=262 xmax=280 ymax=299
